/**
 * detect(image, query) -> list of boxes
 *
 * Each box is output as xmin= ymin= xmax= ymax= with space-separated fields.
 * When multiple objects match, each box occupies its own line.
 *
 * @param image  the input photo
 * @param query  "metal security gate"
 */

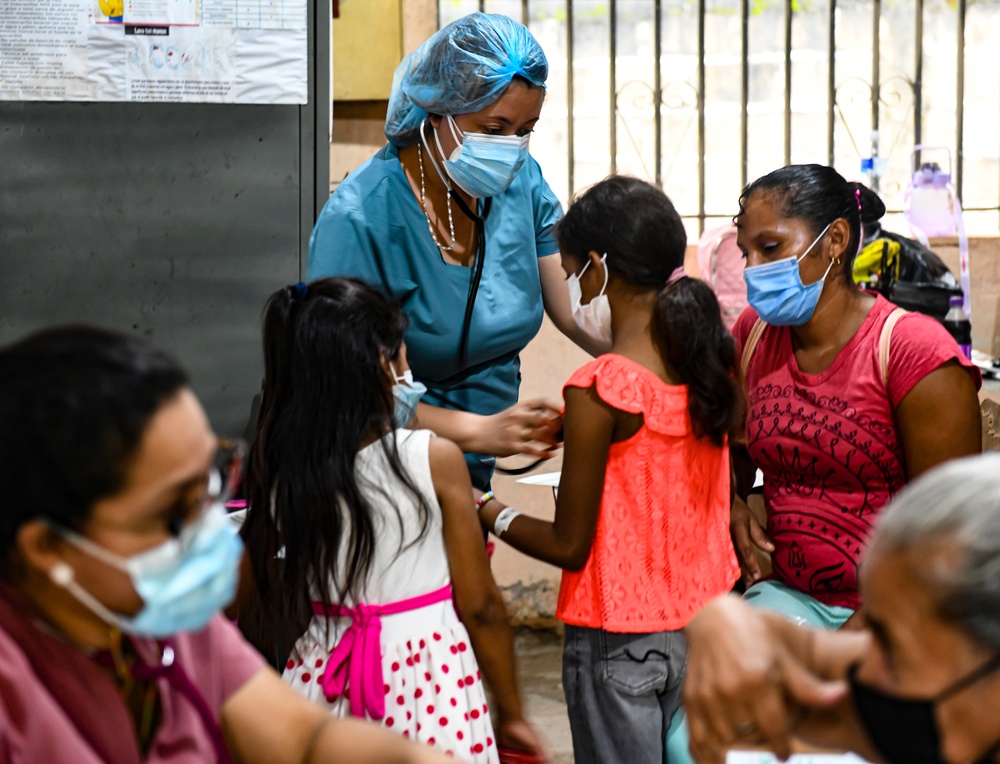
xmin=439 ymin=0 xmax=1000 ymax=236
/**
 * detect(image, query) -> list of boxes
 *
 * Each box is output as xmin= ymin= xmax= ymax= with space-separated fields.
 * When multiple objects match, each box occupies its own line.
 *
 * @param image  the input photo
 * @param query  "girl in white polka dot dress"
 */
xmin=241 ymin=278 xmax=546 ymax=764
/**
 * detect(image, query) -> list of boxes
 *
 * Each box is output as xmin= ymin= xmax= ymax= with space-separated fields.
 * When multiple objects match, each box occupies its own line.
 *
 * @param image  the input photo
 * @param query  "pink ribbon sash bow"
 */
xmin=312 ymin=583 xmax=453 ymax=720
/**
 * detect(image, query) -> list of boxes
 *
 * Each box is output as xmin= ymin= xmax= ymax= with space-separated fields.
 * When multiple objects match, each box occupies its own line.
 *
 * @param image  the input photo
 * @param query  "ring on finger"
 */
xmin=736 ymin=721 xmax=757 ymax=737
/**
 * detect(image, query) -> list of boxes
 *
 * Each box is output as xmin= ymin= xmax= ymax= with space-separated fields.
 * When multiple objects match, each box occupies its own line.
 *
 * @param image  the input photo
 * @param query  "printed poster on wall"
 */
xmin=0 ymin=0 xmax=308 ymax=104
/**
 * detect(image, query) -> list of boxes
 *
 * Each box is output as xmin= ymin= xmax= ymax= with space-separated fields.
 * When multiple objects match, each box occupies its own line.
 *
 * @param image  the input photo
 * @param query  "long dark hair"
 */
xmin=555 ymin=176 xmax=740 ymax=446
xmin=739 ymin=164 xmax=887 ymax=286
xmin=241 ymin=278 xmax=431 ymax=656
xmin=0 ymin=327 xmax=188 ymax=574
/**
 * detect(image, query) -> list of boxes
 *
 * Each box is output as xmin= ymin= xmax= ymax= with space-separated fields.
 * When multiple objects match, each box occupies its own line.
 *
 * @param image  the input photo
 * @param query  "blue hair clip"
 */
xmin=291 ymin=282 xmax=307 ymax=302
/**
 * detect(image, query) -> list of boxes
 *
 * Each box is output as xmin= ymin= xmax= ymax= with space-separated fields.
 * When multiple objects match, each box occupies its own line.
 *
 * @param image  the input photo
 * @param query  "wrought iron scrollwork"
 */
xmin=614 ymin=79 xmax=699 ymax=186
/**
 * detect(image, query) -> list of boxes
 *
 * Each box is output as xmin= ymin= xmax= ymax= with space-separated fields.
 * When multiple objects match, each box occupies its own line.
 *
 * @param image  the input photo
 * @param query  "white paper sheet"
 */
xmin=515 ymin=469 xmax=765 ymax=490
xmin=727 ymin=752 xmax=870 ymax=764
xmin=0 ymin=0 xmax=307 ymax=103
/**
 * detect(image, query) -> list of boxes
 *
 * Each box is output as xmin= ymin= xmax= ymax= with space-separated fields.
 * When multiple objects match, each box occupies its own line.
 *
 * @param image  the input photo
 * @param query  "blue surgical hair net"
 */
xmin=385 ymin=13 xmax=548 ymax=147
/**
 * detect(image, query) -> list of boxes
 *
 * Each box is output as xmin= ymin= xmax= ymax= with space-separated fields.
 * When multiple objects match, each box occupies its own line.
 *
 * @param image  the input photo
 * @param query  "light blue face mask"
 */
xmin=390 ymin=363 xmax=427 ymax=429
xmin=743 ymin=222 xmax=834 ymax=326
xmin=434 ymin=115 xmax=529 ymax=198
xmin=50 ymin=503 xmax=243 ymax=637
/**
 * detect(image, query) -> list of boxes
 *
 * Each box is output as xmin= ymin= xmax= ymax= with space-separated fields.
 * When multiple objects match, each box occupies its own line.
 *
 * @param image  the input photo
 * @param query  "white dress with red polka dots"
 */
xmin=283 ymin=428 xmax=499 ymax=763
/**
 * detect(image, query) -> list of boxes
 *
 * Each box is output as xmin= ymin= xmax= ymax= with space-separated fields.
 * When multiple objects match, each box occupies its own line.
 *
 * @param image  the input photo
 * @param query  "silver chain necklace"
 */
xmin=416 ymin=143 xmax=456 ymax=252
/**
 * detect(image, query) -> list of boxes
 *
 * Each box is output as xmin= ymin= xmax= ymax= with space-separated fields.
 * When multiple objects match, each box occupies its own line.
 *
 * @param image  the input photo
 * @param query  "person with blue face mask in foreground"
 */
xmin=239 ymin=279 xmax=547 ymax=763
xmin=307 ymin=13 xmax=608 ymax=493
xmin=0 ymin=326 xmax=454 ymax=763
xmin=666 ymin=163 xmax=982 ymax=764
xmin=683 ymin=454 xmax=1000 ymax=764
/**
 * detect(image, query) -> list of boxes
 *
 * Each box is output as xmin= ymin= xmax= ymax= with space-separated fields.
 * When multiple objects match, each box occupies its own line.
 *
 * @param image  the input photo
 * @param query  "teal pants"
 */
xmin=664 ymin=580 xmax=854 ymax=762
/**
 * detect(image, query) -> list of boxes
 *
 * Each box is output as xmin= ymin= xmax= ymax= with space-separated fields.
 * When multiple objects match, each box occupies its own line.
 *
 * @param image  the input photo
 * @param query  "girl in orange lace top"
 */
xmin=478 ymin=177 xmax=741 ymax=764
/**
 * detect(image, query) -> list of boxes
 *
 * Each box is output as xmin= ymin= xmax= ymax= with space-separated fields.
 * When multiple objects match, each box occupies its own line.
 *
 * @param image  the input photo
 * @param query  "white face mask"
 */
xmin=567 ymin=254 xmax=612 ymax=343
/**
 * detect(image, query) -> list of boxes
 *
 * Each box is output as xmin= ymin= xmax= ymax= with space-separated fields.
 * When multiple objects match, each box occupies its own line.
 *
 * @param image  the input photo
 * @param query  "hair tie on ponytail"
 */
xmin=855 ymin=188 xmax=863 ymax=219
xmin=666 ymin=267 xmax=688 ymax=286
xmin=291 ymin=282 xmax=307 ymax=302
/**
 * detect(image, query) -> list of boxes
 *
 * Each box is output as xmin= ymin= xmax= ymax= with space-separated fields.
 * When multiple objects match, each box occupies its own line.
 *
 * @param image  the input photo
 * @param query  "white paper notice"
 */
xmin=0 ymin=0 xmax=307 ymax=103
xmin=125 ymin=0 xmax=200 ymax=26
xmin=0 ymin=1 xmax=91 ymax=101
xmin=726 ymin=752 xmax=872 ymax=764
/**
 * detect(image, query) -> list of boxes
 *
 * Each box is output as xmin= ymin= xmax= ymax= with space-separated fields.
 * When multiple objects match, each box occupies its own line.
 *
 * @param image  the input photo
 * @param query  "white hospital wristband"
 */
xmin=493 ymin=507 xmax=522 ymax=537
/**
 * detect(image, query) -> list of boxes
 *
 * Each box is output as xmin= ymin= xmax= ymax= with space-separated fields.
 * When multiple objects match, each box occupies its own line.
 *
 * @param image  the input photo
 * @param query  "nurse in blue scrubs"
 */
xmin=308 ymin=13 xmax=606 ymax=490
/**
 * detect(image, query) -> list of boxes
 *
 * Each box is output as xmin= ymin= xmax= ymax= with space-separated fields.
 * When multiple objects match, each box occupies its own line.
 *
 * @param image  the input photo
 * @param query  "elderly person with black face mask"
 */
xmin=682 ymin=453 xmax=1000 ymax=764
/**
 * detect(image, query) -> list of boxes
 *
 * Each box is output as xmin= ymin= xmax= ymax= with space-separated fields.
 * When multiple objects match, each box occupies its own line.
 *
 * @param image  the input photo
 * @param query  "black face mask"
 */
xmin=850 ymin=653 xmax=1000 ymax=764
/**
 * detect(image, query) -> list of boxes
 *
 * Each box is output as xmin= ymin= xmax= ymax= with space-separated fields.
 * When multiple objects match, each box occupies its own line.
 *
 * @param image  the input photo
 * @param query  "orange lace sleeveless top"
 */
xmin=556 ymin=355 xmax=740 ymax=632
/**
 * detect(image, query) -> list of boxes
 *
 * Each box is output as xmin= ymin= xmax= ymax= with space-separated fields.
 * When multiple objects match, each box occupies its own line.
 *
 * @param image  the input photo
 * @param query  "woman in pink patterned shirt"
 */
xmin=666 ymin=163 xmax=983 ymax=764
xmin=729 ymin=164 xmax=982 ymax=625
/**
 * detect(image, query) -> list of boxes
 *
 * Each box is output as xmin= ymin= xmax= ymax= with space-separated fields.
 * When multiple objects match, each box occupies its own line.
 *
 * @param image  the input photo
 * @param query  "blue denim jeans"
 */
xmin=563 ymin=624 xmax=687 ymax=764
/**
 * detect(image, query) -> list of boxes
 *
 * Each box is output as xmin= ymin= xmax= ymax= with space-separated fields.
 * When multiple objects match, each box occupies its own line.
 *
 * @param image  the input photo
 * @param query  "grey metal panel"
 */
xmin=0 ymin=101 xmax=302 ymax=436
xmin=0 ymin=1 xmax=331 ymax=438
xmin=305 ymin=0 xmax=332 ymax=245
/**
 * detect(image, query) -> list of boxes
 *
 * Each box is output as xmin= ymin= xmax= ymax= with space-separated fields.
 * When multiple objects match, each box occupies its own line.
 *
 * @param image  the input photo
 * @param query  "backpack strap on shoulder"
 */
xmin=740 ymin=318 xmax=767 ymax=380
xmin=878 ymin=307 xmax=908 ymax=388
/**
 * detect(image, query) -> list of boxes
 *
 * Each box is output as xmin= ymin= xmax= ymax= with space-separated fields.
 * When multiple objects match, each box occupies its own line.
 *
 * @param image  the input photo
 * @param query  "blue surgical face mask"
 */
xmin=50 ymin=503 xmax=243 ymax=637
xmin=743 ymin=222 xmax=834 ymax=326
xmin=390 ymin=363 xmax=427 ymax=429
xmin=434 ymin=115 xmax=529 ymax=198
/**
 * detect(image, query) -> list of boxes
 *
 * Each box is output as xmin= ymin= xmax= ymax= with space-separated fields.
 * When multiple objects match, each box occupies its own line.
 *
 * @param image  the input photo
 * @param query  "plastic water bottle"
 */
xmin=943 ymin=295 xmax=972 ymax=359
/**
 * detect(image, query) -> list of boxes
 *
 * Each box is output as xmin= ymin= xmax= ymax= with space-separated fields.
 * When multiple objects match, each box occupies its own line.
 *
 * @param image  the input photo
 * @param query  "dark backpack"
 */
xmin=852 ymin=223 xmax=961 ymax=321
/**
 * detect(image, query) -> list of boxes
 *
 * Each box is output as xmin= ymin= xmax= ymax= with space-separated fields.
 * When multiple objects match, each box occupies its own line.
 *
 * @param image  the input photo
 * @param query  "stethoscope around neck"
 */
xmin=419 ymin=119 xmax=493 ymax=372
xmin=449 ymin=190 xmax=493 ymax=371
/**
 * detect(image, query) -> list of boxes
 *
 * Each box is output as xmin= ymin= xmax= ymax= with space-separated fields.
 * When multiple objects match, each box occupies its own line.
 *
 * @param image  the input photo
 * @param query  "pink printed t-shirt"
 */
xmin=556 ymin=354 xmax=740 ymax=633
xmin=0 ymin=610 xmax=265 ymax=763
xmin=733 ymin=295 xmax=981 ymax=610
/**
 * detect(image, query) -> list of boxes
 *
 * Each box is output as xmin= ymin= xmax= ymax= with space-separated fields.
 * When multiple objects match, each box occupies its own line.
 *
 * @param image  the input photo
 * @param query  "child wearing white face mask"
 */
xmin=477 ymin=177 xmax=742 ymax=764
xmin=238 ymin=278 xmax=547 ymax=763
xmin=566 ymin=252 xmax=612 ymax=344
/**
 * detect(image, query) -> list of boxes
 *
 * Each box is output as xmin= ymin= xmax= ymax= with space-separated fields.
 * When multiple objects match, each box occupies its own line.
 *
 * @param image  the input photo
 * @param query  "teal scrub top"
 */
xmin=307 ymin=143 xmax=563 ymax=489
